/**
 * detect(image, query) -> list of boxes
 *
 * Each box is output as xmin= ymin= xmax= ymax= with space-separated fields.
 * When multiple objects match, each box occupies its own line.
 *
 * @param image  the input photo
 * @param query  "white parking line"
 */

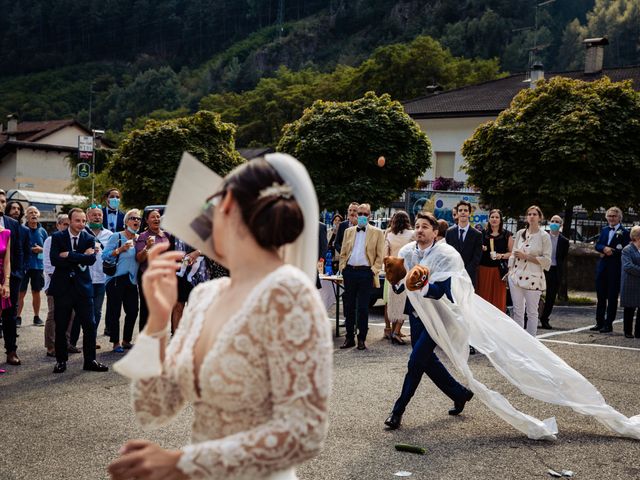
xmin=536 ymin=319 xmax=623 ymax=339
xmin=535 ymin=319 xmax=640 ymax=352
xmin=540 ymin=338 xmax=640 ymax=352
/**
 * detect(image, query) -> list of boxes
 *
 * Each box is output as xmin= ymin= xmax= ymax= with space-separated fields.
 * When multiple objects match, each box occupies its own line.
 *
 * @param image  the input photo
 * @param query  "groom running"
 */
xmin=384 ymin=212 xmax=473 ymax=430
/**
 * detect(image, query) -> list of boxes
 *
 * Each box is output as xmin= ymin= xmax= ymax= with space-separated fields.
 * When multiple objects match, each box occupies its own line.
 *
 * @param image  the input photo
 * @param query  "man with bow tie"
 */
xmin=338 ymin=203 xmax=385 ymax=350
xmin=592 ymin=206 xmax=630 ymax=333
xmin=49 ymin=208 xmax=108 ymax=373
xmin=102 ymin=188 xmax=125 ymax=233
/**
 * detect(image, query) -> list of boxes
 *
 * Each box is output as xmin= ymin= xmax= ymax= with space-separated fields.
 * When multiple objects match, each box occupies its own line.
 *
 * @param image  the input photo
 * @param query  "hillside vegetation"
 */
xmin=1 ymin=0 xmax=638 ymax=147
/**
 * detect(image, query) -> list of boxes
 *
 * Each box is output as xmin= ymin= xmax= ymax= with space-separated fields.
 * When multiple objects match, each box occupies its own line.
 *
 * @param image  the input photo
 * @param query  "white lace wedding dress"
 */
xmin=131 ymin=265 xmax=333 ymax=479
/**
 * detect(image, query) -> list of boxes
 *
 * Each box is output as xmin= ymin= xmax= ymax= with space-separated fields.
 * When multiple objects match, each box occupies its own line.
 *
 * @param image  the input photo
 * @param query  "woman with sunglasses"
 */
xmin=109 ymin=155 xmax=332 ymax=480
xmin=135 ymin=209 xmax=170 ymax=333
xmin=103 ymin=209 xmax=142 ymax=353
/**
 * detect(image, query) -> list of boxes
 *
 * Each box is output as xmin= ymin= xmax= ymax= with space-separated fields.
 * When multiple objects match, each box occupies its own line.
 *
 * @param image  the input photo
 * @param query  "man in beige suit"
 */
xmin=339 ymin=203 xmax=385 ymax=350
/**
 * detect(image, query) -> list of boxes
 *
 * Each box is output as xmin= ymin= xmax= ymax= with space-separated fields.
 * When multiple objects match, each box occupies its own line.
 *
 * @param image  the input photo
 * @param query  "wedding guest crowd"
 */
xmin=4 ymin=184 xmax=640 ymax=375
xmin=0 ymin=187 xmax=227 ymax=374
xmin=319 ymin=199 xmax=640 ymax=349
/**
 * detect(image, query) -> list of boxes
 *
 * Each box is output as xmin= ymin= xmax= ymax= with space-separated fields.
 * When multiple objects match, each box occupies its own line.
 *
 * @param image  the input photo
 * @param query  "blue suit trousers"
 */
xmin=392 ymin=311 xmax=468 ymax=416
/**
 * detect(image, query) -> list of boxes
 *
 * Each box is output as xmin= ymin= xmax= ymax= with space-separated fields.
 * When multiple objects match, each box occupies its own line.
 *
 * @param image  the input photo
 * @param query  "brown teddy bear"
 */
xmin=383 ymin=256 xmax=406 ymax=285
xmin=406 ymin=265 xmax=430 ymax=291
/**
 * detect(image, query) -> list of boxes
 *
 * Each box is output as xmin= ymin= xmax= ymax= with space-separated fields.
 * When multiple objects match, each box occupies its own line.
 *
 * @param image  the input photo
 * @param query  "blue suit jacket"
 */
xmin=102 ymin=207 xmax=125 ymax=233
xmin=2 ymin=215 xmax=26 ymax=279
xmin=595 ymin=225 xmax=630 ymax=274
xmin=49 ymin=230 xmax=96 ymax=298
xmin=393 ymin=278 xmax=454 ymax=315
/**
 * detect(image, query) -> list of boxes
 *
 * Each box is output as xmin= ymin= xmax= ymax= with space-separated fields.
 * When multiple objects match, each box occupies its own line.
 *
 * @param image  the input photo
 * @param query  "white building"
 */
xmin=403 ymin=39 xmax=640 ymax=187
xmin=0 ymin=117 xmax=91 ymax=194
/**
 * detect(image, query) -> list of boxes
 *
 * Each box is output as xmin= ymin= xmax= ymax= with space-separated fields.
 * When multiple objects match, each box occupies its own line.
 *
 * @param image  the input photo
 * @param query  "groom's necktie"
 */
xmin=72 ymin=236 xmax=78 ymax=251
xmin=459 ymin=228 xmax=465 ymax=244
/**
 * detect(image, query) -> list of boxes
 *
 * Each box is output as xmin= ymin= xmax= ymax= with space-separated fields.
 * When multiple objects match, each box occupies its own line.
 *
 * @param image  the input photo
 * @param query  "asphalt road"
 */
xmin=2 ymin=295 xmax=640 ymax=480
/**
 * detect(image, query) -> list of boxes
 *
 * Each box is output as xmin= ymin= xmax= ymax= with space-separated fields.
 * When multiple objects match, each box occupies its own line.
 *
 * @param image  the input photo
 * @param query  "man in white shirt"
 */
xmin=338 ymin=203 xmax=385 ymax=350
xmin=83 ymin=206 xmax=113 ymax=339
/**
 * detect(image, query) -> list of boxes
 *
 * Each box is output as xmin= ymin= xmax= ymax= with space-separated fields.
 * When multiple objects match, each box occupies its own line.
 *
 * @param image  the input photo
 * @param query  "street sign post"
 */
xmin=77 ymin=162 xmax=91 ymax=178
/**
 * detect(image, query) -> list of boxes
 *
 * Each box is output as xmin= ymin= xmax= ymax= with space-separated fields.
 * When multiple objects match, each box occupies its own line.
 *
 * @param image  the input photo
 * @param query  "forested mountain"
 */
xmin=1 ymin=0 xmax=638 ymax=146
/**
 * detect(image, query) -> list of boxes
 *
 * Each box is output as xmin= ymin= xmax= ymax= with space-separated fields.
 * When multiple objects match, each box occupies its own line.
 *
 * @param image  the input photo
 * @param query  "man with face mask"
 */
xmin=102 ymin=188 xmax=125 ymax=233
xmin=338 ymin=203 xmax=385 ymax=350
xmin=81 ymin=206 xmax=113 ymax=341
xmin=538 ymin=215 xmax=570 ymax=329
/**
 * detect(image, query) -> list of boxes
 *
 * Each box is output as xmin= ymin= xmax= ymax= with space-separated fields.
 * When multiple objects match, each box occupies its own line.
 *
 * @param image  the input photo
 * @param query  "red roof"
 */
xmin=0 ymin=119 xmax=89 ymax=145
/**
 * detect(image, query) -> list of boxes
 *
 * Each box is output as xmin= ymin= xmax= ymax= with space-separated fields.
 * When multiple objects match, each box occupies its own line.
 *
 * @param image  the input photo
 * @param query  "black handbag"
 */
xmin=498 ymin=259 xmax=509 ymax=279
xmin=102 ymin=235 xmax=122 ymax=276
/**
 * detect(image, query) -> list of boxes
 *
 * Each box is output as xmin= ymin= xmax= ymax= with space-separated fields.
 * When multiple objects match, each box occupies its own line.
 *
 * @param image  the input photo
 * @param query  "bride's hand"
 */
xmin=142 ymin=243 xmax=183 ymax=330
xmin=108 ymin=439 xmax=187 ymax=480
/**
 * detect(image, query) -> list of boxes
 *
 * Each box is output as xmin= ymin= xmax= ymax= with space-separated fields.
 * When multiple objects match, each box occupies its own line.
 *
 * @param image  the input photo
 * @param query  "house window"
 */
xmin=434 ymin=151 xmax=455 ymax=178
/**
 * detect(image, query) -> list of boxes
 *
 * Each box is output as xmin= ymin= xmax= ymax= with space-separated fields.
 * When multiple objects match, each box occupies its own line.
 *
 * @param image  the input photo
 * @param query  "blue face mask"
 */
xmin=549 ymin=223 xmax=561 ymax=232
xmin=127 ymin=226 xmax=138 ymax=234
xmin=357 ymin=215 xmax=368 ymax=227
xmin=108 ymin=198 xmax=120 ymax=210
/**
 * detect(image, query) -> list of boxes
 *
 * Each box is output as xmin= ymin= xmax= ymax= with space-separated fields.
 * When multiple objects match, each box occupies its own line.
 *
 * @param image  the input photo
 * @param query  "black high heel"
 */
xmin=391 ymin=334 xmax=406 ymax=345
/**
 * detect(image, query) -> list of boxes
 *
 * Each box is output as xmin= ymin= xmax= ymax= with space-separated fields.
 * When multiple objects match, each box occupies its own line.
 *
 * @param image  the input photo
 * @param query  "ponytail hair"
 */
xmin=522 ymin=205 xmax=544 ymax=240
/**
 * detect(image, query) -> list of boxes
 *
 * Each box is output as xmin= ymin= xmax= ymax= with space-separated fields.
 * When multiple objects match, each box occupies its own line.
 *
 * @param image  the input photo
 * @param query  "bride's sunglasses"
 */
xmin=189 ymin=190 xmax=226 ymax=241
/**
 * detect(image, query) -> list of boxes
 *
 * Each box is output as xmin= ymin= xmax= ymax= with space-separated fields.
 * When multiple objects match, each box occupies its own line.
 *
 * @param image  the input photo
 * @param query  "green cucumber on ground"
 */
xmin=395 ymin=443 xmax=426 ymax=454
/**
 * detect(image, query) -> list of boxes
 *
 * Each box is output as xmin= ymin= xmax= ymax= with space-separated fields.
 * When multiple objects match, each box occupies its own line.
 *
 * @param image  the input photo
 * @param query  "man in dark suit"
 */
xmin=592 ymin=206 xmax=630 ymax=333
xmin=334 ymin=202 xmax=359 ymax=255
xmin=445 ymin=200 xmax=483 ymax=288
xmin=0 ymin=190 xmax=26 ymax=366
xmin=6 ymin=200 xmax=31 ymax=327
xmin=102 ymin=188 xmax=125 ymax=233
xmin=316 ymin=222 xmax=328 ymax=288
xmin=49 ymin=208 xmax=108 ymax=373
xmin=539 ymin=215 xmax=570 ymax=329
xmin=384 ymin=212 xmax=473 ymax=430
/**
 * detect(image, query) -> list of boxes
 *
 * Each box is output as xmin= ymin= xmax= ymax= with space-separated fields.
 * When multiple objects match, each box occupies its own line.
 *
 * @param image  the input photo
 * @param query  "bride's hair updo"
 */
xmin=223 ymin=158 xmax=304 ymax=249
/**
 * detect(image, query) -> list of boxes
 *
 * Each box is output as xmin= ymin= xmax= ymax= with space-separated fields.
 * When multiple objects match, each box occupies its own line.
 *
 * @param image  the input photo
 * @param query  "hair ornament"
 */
xmin=258 ymin=182 xmax=293 ymax=200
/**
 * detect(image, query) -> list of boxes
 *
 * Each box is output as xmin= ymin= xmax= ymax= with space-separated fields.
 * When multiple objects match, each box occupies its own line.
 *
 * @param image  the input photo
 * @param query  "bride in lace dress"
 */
xmin=108 ymin=155 xmax=333 ymax=480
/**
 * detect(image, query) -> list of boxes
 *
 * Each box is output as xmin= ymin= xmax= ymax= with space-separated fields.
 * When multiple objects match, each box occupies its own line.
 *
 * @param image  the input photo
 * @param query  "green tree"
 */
xmin=462 ymin=76 xmax=640 ymax=237
xmin=107 ymin=110 xmax=243 ymax=206
xmin=278 ymin=92 xmax=431 ymax=211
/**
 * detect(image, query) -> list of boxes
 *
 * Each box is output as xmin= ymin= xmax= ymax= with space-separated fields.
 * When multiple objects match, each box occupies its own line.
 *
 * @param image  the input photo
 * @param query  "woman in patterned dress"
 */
xmin=109 ymin=155 xmax=332 ymax=480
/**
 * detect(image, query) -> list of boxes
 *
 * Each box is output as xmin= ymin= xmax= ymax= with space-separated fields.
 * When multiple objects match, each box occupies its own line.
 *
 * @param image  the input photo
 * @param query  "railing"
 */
xmin=416 ymin=179 xmax=478 ymax=193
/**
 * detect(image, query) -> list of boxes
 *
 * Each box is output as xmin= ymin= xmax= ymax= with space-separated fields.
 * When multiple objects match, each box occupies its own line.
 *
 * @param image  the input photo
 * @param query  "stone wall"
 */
xmin=566 ymin=243 xmax=600 ymax=291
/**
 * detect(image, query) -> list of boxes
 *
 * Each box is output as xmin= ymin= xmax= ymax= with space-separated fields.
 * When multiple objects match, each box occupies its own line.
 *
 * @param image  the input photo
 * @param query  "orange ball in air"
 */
xmin=377 ymin=156 xmax=386 ymax=167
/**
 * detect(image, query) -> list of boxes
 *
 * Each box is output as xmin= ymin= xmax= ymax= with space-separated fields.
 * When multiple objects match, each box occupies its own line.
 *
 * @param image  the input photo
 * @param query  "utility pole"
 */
xmin=91 ymin=129 xmax=104 ymax=204
xmin=88 ymin=82 xmax=94 ymax=130
xmin=277 ymin=0 xmax=285 ymax=38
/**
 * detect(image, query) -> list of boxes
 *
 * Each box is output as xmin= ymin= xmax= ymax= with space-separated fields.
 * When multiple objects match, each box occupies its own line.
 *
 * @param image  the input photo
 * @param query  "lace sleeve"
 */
xmin=131 ymin=282 xmax=212 ymax=429
xmin=178 ymin=275 xmax=333 ymax=478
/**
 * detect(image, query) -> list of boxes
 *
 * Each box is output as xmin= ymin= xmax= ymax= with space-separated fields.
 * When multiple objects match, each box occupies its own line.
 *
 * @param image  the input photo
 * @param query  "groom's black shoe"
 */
xmin=539 ymin=319 xmax=552 ymax=330
xmin=340 ymin=338 xmax=356 ymax=349
xmin=384 ymin=413 xmax=402 ymax=430
xmin=53 ymin=362 xmax=66 ymax=374
xmin=83 ymin=360 xmax=109 ymax=372
xmin=449 ymin=390 xmax=474 ymax=416
xmin=589 ymin=323 xmax=603 ymax=331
